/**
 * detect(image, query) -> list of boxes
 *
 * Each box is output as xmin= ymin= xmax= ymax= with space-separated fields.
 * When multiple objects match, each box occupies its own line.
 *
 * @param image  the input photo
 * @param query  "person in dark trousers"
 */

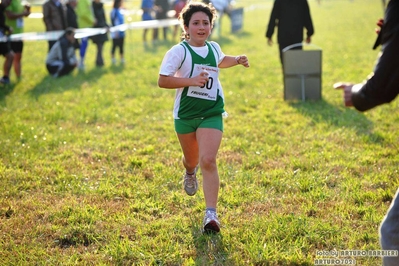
xmin=46 ymin=27 xmax=77 ymax=78
xmin=43 ymin=0 xmax=67 ymax=51
xmin=141 ymin=0 xmax=154 ymax=45
xmin=153 ymin=0 xmax=169 ymax=42
xmin=110 ymin=0 xmax=125 ymax=64
xmin=265 ymin=0 xmax=314 ymax=64
xmin=91 ymin=0 xmax=109 ymax=67
xmin=5 ymin=0 xmax=31 ymax=81
xmin=66 ymin=0 xmax=80 ymax=50
xmin=0 ymin=0 xmax=14 ymax=84
xmin=334 ymin=1 xmax=399 ymax=265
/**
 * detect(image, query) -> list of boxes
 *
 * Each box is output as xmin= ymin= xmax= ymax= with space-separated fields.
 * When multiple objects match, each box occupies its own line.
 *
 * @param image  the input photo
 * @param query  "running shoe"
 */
xmin=203 ymin=210 xmax=220 ymax=234
xmin=78 ymin=61 xmax=85 ymax=70
xmin=183 ymin=166 xmax=198 ymax=196
xmin=0 ymin=76 xmax=10 ymax=84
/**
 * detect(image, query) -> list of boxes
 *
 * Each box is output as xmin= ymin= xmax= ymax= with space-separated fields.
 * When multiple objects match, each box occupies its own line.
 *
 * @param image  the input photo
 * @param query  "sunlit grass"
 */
xmin=0 ymin=0 xmax=397 ymax=264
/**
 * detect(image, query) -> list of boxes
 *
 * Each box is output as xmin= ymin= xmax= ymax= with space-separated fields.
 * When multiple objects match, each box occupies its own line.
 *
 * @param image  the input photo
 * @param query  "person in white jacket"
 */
xmin=46 ymin=27 xmax=77 ymax=77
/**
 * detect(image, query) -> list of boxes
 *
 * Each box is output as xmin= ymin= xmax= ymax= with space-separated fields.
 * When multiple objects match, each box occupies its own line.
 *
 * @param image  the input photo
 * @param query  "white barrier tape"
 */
xmin=0 ymin=18 xmax=180 ymax=42
xmin=28 ymin=9 xmax=145 ymax=19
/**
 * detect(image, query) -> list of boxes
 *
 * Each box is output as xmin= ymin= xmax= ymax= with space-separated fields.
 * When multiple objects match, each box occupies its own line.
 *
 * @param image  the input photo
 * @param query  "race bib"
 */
xmin=187 ymin=64 xmax=219 ymax=101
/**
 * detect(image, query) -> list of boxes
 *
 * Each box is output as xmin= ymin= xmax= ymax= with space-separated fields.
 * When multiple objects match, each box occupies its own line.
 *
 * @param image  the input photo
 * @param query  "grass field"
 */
xmin=1 ymin=0 xmax=397 ymax=265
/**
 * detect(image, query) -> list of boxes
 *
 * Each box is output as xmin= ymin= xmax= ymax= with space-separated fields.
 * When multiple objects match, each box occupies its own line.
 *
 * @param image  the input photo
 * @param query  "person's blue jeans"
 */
xmin=380 ymin=188 xmax=399 ymax=265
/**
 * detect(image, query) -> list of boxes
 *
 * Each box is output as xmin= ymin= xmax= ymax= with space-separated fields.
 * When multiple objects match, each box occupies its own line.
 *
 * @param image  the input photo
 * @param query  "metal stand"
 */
xmin=282 ymin=43 xmax=322 ymax=101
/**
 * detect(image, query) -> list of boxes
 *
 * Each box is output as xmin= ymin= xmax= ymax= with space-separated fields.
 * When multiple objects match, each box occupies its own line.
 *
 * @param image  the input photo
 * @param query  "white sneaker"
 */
xmin=203 ymin=210 xmax=220 ymax=234
xmin=78 ymin=62 xmax=85 ymax=70
xmin=111 ymin=58 xmax=116 ymax=65
xmin=183 ymin=166 xmax=198 ymax=196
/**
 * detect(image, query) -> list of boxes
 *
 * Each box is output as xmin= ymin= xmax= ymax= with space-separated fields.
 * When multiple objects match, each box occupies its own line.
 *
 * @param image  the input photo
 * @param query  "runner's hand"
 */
xmin=192 ymin=71 xmax=209 ymax=87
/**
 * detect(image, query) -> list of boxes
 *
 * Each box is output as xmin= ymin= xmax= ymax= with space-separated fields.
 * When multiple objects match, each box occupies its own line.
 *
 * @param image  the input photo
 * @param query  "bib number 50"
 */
xmin=200 ymin=77 xmax=214 ymax=90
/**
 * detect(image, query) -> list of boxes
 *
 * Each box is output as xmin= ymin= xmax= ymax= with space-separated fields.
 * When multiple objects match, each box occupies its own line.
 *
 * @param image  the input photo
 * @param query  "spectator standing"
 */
xmin=43 ymin=0 xmax=67 ymax=51
xmin=141 ymin=0 xmax=154 ymax=44
xmin=5 ymin=0 xmax=30 ymax=81
xmin=76 ymin=0 xmax=95 ymax=69
xmin=265 ymin=0 xmax=314 ymax=64
xmin=0 ymin=0 xmax=14 ymax=85
xmin=66 ymin=0 xmax=78 ymax=29
xmin=46 ymin=27 xmax=78 ymax=77
xmin=153 ymin=0 xmax=169 ymax=42
xmin=172 ymin=0 xmax=187 ymax=41
xmin=110 ymin=0 xmax=125 ymax=64
xmin=66 ymin=0 xmax=80 ymax=49
xmin=91 ymin=0 xmax=109 ymax=67
xmin=334 ymin=0 xmax=399 ymax=265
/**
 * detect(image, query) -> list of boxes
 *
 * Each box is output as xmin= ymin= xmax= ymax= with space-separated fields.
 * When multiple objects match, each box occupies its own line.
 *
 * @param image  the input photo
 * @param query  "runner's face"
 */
xmin=185 ymin=11 xmax=212 ymax=46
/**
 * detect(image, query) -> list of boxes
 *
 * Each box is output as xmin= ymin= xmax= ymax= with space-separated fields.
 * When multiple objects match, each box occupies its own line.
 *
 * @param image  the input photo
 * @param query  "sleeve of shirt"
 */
xmin=43 ymin=3 xmax=52 ymax=30
xmin=351 ymin=31 xmax=399 ymax=112
xmin=351 ymin=2 xmax=399 ymax=113
xmin=209 ymin=41 xmax=225 ymax=65
xmin=265 ymin=0 xmax=280 ymax=38
xmin=5 ymin=1 xmax=16 ymax=12
xmin=159 ymin=44 xmax=186 ymax=77
xmin=304 ymin=0 xmax=314 ymax=38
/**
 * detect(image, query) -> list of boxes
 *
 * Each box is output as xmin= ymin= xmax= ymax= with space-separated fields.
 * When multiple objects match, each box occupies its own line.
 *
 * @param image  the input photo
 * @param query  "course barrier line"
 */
xmin=0 ymin=18 xmax=180 ymax=42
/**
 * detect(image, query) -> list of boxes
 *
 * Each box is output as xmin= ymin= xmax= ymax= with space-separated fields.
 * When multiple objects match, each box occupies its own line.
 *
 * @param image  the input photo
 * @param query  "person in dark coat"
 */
xmin=265 ymin=0 xmax=314 ymax=64
xmin=66 ymin=0 xmax=78 ymax=28
xmin=91 ymin=0 xmax=109 ymax=66
xmin=66 ymin=0 xmax=80 ymax=49
xmin=334 ymin=1 xmax=399 ymax=265
xmin=43 ymin=0 xmax=67 ymax=51
xmin=334 ymin=0 xmax=399 ymax=112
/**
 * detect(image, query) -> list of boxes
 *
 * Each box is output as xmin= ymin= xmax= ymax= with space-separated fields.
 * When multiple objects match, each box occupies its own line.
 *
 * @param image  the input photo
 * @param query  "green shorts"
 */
xmin=175 ymin=114 xmax=223 ymax=134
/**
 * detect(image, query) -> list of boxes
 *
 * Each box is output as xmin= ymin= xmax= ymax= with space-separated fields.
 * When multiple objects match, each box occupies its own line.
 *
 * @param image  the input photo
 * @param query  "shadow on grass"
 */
xmin=288 ymin=98 xmax=385 ymax=143
xmin=191 ymin=219 xmax=234 ymax=265
xmin=109 ymin=62 xmax=125 ymax=74
xmin=27 ymin=66 xmax=109 ymax=99
xmin=0 ymin=83 xmax=15 ymax=107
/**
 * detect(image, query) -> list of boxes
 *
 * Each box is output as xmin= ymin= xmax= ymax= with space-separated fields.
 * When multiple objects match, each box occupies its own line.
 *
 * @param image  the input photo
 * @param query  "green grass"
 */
xmin=1 ymin=0 xmax=397 ymax=265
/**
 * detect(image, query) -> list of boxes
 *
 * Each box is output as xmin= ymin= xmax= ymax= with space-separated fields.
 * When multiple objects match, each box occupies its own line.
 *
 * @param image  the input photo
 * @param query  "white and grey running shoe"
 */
xmin=202 ymin=210 xmax=220 ymax=234
xmin=183 ymin=167 xmax=198 ymax=196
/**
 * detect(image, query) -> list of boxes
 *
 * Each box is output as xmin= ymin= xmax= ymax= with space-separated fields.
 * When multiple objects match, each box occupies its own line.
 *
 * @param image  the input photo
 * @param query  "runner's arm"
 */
xmin=158 ymin=74 xmax=209 ymax=89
